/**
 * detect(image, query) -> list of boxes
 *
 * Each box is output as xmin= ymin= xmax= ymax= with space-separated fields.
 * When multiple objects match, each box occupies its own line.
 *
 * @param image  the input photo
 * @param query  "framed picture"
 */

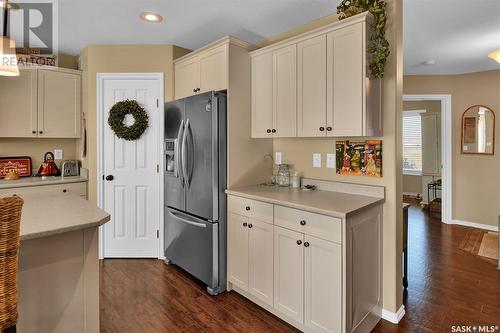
xmin=335 ymin=140 xmax=382 ymax=177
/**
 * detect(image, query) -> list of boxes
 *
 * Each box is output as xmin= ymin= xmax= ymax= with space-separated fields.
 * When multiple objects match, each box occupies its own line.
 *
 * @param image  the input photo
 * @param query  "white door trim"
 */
xmin=96 ymin=73 xmax=165 ymax=259
xmin=402 ymin=94 xmax=452 ymax=224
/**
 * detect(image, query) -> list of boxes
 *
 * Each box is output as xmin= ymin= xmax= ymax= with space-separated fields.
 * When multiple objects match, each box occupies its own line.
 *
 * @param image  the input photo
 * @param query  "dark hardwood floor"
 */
xmin=100 ymin=201 xmax=500 ymax=332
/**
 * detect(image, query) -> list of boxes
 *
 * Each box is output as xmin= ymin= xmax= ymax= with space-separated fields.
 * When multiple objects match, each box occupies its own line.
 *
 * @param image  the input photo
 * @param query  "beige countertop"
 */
xmin=20 ymin=195 xmax=110 ymax=241
xmin=0 ymin=174 xmax=87 ymax=190
xmin=226 ymin=185 xmax=385 ymax=218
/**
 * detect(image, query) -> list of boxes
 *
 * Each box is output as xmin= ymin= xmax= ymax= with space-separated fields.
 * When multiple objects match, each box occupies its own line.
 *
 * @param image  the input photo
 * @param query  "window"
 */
xmin=403 ymin=111 xmax=423 ymax=175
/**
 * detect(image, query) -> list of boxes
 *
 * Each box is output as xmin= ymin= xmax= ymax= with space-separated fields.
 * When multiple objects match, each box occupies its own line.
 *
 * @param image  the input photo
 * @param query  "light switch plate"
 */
xmin=326 ymin=153 xmax=335 ymax=169
xmin=275 ymin=152 xmax=282 ymax=164
xmin=54 ymin=149 xmax=63 ymax=160
xmin=313 ymin=153 xmax=321 ymax=168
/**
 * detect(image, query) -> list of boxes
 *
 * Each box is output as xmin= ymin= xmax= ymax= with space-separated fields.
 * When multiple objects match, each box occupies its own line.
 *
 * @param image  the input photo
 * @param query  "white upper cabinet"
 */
xmin=38 ymin=69 xmax=81 ymax=138
xmin=297 ymin=35 xmax=327 ymax=137
xmin=174 ymin=57 xmax=201 ymax=99
xmin=251 ymin=52 xmax=274 ymax=138
xmin=0 ymin=67 xmax=81 ymax=138
xmin=251 ymin=45 xmax=297 ymax=138
xmin=0 ymin=68 xmax=37 ymax=137
xmin=174 ymin=38 xmax=238 ymax=99
xmin=251 ymin=12 xmax=381 ymax=138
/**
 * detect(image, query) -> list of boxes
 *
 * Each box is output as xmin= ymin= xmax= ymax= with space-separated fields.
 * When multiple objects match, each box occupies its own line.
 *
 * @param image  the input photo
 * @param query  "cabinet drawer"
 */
xmin=0 ymin=182 xmax=87 ymax=199
xmin=274 ymin=205 xmax=341 ymax=244
xmin=228 ymin=195 xmax=273 ymax=224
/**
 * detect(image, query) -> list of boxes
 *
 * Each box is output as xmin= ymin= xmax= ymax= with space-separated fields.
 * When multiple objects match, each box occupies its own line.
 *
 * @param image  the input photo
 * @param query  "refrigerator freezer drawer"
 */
xmin=165 ymin=207 xmax=218 ymax=288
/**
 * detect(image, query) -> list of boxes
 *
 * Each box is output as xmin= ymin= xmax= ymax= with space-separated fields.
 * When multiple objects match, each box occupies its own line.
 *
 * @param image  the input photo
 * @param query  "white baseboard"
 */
xmin=381 ymin=305 xmax=405 ymax=324
xmin=452 ymin=219 xmax=498 ymax=232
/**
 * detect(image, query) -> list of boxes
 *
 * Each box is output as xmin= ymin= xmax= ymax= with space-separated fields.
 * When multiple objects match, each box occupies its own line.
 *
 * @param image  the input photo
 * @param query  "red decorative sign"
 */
xmin=0 ymin=157 xmax=32 ymax=178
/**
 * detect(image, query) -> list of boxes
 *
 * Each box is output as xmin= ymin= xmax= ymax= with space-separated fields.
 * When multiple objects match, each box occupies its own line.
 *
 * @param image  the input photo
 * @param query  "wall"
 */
xmin=0 ymin=55 xmax=79 ymax=172
xmin=404 ymin=69 xmax=500 ymax=227
xmin=78 ymin=45 xmax=191 ymax=204
xmin=402 ymin=100 xmax=441 ymax=195
xmin=262 ymin=0 xmax=404 ymax=314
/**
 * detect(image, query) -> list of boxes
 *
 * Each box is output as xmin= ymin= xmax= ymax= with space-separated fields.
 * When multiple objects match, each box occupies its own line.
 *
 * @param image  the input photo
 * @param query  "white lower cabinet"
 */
xmin=228 ymin=212 xmax=250 ymax=291
xmin=227 ymin=194 xmax=383 ymax=333
xmin=274 ymin=226 xmax=304 ymax=324
xmin=228 ymin=210 xmax=274 ymax=306
xmin=304 ymin=235 xmax=342 ymax=333
xmin=248 ymin=220 xmax=274 ymax=306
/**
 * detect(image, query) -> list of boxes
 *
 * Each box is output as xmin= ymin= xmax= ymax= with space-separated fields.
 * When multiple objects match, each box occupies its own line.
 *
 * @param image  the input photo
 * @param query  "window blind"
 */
xmin=403 ymin=114 xmax=422 ymax=173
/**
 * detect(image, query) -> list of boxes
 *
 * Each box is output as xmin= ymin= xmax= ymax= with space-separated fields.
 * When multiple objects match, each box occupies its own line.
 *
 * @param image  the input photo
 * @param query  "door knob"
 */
xmin=319 ymin=127 xmax=325 ymax=131
xmin=304 ymin=242 xmax=310 ymax=247
xmin=300 ymin=220 xmax=306 ymax=226
xmin=193 ymin=88 xmax=197 ymax=93
xmin=105 ymin=175 xmax=114 ymax=181
xmin=248 ymin=224 xmax=253 ymax=228
xmin=245 ymin=206 xmax=251 ymax=211
xmin=327 ymin=126 xmax=332 ymax=131
xmin=296 ymin=240 xmax=302 ymax=245
xmin=271 ymin=129 xmax=276 ymax=133
xmin=243 ymin=222 xmax=248 ymax=227
xmin=266 ymin=129 xmax=271 ymax=133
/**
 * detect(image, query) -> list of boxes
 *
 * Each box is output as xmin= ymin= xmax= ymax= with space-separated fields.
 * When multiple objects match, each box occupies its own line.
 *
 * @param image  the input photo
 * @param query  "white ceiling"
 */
xmin=8 ymin=0 xmax=500 ymax=75
xmin=404 ymin=0 xmax=500 ymax=75
xmin=56 ymin=0 xmax=340 ymax=55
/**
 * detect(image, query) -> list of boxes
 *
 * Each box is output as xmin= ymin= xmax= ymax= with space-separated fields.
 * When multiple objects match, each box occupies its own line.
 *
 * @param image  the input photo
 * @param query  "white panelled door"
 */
xmin=101 ymin=75 xmax=162 ymax=257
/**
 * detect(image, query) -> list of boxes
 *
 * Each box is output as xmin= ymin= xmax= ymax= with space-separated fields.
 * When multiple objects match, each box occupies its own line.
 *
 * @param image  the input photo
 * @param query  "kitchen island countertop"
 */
xmin=20 ymin=194 xmax=110 ymax=241
xmin=226 ymin=184 xmax=384 ymax=218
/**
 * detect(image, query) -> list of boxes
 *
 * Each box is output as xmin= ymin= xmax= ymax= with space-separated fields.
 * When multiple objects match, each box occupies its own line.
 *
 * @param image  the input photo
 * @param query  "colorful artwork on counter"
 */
xmin=335 ymin=140 xmax=382 ymax=177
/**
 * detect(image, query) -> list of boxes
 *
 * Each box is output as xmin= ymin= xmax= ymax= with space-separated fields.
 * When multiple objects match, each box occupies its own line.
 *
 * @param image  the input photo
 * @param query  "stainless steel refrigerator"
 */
xmin=164 ymin=91 xmax=226 ymax=295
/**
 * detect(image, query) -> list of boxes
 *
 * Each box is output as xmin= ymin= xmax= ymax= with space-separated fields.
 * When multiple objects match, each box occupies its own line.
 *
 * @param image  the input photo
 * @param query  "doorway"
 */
xmin=402 ymin=94 xmax=452 ymax=224
xmin=97 ymin=73 xmax=164 ymax=258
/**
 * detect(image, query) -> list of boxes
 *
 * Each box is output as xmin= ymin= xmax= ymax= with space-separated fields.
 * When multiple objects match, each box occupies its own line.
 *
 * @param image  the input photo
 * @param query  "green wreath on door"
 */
xmin=108 ymin=100 xmax=149 ymax=141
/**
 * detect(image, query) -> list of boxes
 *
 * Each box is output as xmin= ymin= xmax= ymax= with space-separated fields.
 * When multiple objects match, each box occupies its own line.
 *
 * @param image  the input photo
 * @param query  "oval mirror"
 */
xmin=461 ymin=105 xmax=495 ymax=155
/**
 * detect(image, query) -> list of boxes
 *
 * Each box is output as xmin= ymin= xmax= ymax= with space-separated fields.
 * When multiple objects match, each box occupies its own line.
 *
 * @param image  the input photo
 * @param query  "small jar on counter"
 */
xmin=291 ymin=171 xmax=301 ymax=188
xmin=277 ymin=164 xmax=290 ymax=187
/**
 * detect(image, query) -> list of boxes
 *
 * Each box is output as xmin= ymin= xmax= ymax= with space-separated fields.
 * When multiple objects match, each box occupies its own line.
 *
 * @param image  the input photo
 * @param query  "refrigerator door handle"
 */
xmin=181 ymin=118 xmax=190 ymax=187
xmin=168 ymin=209 xmax=207 ymax=228
xmin=176 ymin=120 xmax=185 ymax=187
xmin=187 ymin=120 xmax=195 ymax=185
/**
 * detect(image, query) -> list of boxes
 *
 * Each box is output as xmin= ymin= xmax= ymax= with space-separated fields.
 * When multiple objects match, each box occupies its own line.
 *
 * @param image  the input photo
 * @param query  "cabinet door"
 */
xmin=228 ymin=213 xmax=249 ymax=291
xmin=297 ymin=35 xmax=327 ymax=137
xmin=175 ymin=58 xmax=200 ymax=99
xmin=274 ymin=226 xmax=304 ymax=324
xmin=248 ymin=219 xmax=274 ymax=306
xmin=0 ymin=68 xmax=37 ymax=137
xmin=273 ymin=45 xmax=297 ymax=137
xmin=251 ymin=52 xmax=274 ymax=138
xmin=199 ymin=45 xmax=227 ymax=93
xmin=327 ymin=23 xmax=363 ymax=137
xmin=304 ymin=235 xmax=342 ymax=333
xmin=38 ymin=69 xmax=81 ymax=138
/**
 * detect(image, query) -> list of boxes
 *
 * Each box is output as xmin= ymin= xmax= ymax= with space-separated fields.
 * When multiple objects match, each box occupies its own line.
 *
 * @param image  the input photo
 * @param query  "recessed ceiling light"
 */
xmin=423 ymin=59 xmax=436 ymax=65
xmin=488 ymin=50 xmax=500 ymax=64
xmin=140 ymin=12 xmax=163 ymax=23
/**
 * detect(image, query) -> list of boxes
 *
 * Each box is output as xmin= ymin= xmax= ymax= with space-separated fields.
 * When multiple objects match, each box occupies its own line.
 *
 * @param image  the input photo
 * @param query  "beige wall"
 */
xmin=0 ymin=138 xmax=78 ymax=171
xmin=78 ymin=45 xmax=191 ymax=204
xmin=404 ymin=69 xmax=500 ymax=227
xmin=263 ymin=1 xmax=404 ymax=313
xmin=403 ymin=175 xmax=422 ymax=194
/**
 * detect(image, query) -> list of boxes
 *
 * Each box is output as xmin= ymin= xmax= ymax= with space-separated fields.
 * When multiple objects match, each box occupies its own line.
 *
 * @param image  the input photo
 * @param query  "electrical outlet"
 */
xmin=326 ymin=153 xmax=335 ymax=169
xmin=275 ymin=152 xmax=282 ymax=164
xmin=54 ymin=149 xmax=63 ymax=160
xmin=313 ymin=153 xmax=321 ymax=168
